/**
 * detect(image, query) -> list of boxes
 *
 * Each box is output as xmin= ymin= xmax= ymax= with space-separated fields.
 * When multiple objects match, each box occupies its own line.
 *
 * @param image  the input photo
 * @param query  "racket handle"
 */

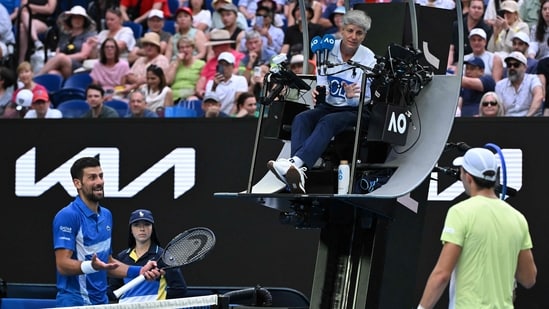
xmin=113 ymin=274 xmax=146 ymax=298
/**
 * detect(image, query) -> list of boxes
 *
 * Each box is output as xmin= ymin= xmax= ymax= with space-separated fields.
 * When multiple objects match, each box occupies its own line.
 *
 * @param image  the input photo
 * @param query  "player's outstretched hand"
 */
xmin=91 ymin=253 xmax=120 ymax=271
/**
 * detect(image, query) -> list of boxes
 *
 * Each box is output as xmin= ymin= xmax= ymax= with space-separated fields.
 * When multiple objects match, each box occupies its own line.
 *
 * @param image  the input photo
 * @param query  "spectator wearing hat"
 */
xmin=82 ymin=83 xmax=120 ymax=118
xmin=120 ymin=0 xmax=171 ymax=31
xmin=239 ymin=30 xmax=275 ymax=82
xmin=166 ymin=7 xmax=207 ymax=62
xmin=216 ymin=3 xmax=245 ymax=50
xmin=487 ymin=0 xmax=529 ymax=60
xmin=24 ymin=87 xmax=62 ymax=118
xmin=205 ymin=51 xmax=248 ymax=114
xmin=321 ymin=6 xmax=345 ymax=38
xmin=125 ymin=89 xmax=158 ymax=118
xmin=461 ymin=28 xmax=504 ymax=82
xmin=448 ymin=0 xmax=492 ymax=67
xmin=458 ymin=57 xmax=496 ymax=117
xmin=37 ymin=5 xmax=98 ymax=79
xmin=280 ymin=4 xmax=324 ymax=60
xmin=495 ymin=51 xmax=543 ymax=116
xmin=189 ymin=0 xmax=212 ymax=32
xmin=107 ymin=209 xmax=186 ymax=302
xmin=196 ymin=29 xmax=245 ymax=97
xmin=211 ymin=0 xmax=248 ymax=31
xmin=2 ymin=88 xmax=32 ymax=118
xmin=418 ymin=147 xmax=536 ymax=309
xmin=484 ymin=0 xmax=524 ymax=25
xmin=201 ymin=92 xmax=229 ymax=117
xmin=126 ymin=32 xmax=170 ymax=91
xmin=252 ymin=6 xmax=284 ymax=54
xmin=503 ymin=32 xmax=539 ymax=76
xmin=128 ymin=9 xmax=171 ymax=64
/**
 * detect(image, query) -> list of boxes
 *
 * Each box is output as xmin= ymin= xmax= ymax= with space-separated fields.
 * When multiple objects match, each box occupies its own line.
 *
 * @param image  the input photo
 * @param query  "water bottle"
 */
xmin=337 ymin=160 xmax=350 ymax=194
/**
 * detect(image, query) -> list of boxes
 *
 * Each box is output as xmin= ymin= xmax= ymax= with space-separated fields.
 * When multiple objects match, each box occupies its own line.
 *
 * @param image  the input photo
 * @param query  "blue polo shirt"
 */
xmin=53 ymin=197 xmax=114 ymax=306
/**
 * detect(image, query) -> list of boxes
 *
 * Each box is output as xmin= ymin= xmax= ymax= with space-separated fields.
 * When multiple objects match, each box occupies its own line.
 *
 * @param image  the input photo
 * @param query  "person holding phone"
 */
xmin=205 ymin=51 xmax=248 ymax=115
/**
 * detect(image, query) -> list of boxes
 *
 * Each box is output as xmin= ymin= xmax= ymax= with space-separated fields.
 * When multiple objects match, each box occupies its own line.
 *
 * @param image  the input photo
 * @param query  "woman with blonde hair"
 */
xmin=478 ymin=91 xmax=505 ymax=117
xmin=487 ymin=0 xmax=529 ymax=59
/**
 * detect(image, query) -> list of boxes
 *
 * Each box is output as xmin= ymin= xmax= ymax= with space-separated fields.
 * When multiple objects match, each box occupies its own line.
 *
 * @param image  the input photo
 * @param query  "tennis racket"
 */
xmin=113 ymin=227 xmax=216 ymax=298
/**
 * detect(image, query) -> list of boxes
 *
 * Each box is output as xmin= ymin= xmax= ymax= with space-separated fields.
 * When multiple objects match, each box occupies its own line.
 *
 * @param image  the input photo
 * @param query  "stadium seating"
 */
xmin=104 ymin=99 xmax=129 ymax=117
xmin=123 ymin=21 xmax=143 ymax=40
xmin=63 ymin=72 xmax=92 ymax=89
xmin=177 ymin=99 xmax=203 ymax=117
xmin=164 ymin=105 xmax=197 ymax=118
xmin=50 ymin=87 xmax=87 ymax=107
xmin=33 ymin=74 xmax=63 ymax=96
xmin=56 ymin=99 xmax=89 ymax=118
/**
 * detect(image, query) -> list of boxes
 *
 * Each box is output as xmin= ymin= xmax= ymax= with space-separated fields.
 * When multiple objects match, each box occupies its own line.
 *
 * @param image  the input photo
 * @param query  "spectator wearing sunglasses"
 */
xmin=477 ymin=91 xmax=505 ymax=117
xmin=458 ymin=56 xmax=496 ymax=117
xmin=495 ymin=51 xmax=544 ymax=116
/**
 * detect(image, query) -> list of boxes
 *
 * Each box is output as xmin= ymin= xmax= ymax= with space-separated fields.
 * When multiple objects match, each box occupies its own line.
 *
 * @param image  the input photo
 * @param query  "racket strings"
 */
xmin=163 ymin=230 xmax=215 ymax=266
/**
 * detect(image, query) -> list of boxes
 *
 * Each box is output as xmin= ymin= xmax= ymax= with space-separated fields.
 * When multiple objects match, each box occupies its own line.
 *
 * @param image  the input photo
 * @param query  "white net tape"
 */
xmin=47 ymin=294 xmax=220 ymax=309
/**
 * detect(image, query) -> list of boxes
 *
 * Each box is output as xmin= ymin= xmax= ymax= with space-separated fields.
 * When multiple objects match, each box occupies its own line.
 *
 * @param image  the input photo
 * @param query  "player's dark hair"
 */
xmin=86 ymin=83 xmax=105 ymax=97
xmin=70 ymin=157 xmax=101 ymax=180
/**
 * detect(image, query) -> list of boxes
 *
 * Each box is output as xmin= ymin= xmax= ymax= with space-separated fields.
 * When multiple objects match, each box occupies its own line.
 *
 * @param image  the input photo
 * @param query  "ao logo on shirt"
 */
xmin=328 ymin=76 xmax=351 ymax=99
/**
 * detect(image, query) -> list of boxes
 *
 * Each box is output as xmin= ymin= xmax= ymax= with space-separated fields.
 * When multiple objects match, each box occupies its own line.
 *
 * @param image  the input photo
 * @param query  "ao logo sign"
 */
xmin=387 ymin=112 xmax=407 ymax=134
xmin=427 ymin=149 xmax=523 ymax=201
xmin=15 ymin=147 xmax=195 ymax=199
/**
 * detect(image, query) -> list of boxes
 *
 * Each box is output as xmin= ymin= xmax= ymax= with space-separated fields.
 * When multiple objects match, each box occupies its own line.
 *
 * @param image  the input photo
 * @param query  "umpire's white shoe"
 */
xmin=267 ymin=158 xmax=307 ymax=194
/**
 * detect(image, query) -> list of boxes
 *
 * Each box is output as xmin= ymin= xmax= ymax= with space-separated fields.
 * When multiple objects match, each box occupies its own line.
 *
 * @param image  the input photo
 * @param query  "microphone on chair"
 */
xmin=321 ymin=34 xmax=335 ymax=75
xmin=310 ymin=36 xmax=322 ymax=75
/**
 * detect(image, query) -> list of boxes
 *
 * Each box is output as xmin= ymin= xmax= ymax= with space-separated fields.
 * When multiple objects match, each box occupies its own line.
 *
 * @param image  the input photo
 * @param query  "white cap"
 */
xmin=148 ymin=9 xmax=164 ymax=19
xmin=453 ymin=148 xmax=498 ymax=182
xmin=15 ymin=89 xmax=33 ymax=108
xmin=203 ymin=92 xmax=220 ymax=103
xmin=217 ymin=51 xmax=235 ymax=64
xmin=505 ymin=51 xmax=527 ymax=65
xmin=290 ymin=54 xmax=304 ymax=64
xmin=512 ymin=32 xmax=530 ymax=45
xmin=468 ymin=28 xmax=487 ymax=40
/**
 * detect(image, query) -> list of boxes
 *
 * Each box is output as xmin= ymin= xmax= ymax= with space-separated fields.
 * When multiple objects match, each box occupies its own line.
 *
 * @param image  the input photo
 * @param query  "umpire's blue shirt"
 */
xmin=53 ymin=196 xmax=113 ymax=306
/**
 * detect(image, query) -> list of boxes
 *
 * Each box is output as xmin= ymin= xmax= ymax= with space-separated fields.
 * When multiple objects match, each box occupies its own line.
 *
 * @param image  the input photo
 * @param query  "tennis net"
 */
xmin=50 ymin=295 xmax=229 ymax=309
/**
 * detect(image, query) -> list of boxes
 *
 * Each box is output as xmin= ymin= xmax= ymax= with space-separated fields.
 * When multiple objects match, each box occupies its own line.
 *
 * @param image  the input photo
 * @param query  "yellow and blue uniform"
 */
xmin=108 ymin=244 xmax=187 ymax=302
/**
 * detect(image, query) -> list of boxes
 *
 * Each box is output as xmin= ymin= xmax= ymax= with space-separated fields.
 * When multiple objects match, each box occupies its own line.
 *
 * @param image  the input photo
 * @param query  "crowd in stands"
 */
xmin=0 ymin=0 xmax=547 ymax=118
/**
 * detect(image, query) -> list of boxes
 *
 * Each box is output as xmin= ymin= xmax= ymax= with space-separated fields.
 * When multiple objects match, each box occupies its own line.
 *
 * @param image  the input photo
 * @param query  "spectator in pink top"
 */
xmin=90 ymin=38 xmax=131 ymax=95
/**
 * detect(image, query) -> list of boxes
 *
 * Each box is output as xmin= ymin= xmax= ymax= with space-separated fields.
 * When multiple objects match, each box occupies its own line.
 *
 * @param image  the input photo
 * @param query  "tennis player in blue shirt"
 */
xmin=53 ymin=157 xmax=163 ymax=307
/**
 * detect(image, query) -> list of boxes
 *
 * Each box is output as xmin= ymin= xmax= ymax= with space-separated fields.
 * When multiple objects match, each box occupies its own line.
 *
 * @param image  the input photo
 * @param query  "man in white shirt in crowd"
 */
xmin=205 ymin=51 xmax=248 ymax=115
xmin=24 ymin=88 xmax=63 ymax=118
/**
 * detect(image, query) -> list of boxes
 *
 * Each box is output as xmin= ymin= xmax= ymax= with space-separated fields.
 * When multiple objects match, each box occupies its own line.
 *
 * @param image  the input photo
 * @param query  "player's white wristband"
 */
xmin=80 ymin=260 xmax=98 ymax=274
